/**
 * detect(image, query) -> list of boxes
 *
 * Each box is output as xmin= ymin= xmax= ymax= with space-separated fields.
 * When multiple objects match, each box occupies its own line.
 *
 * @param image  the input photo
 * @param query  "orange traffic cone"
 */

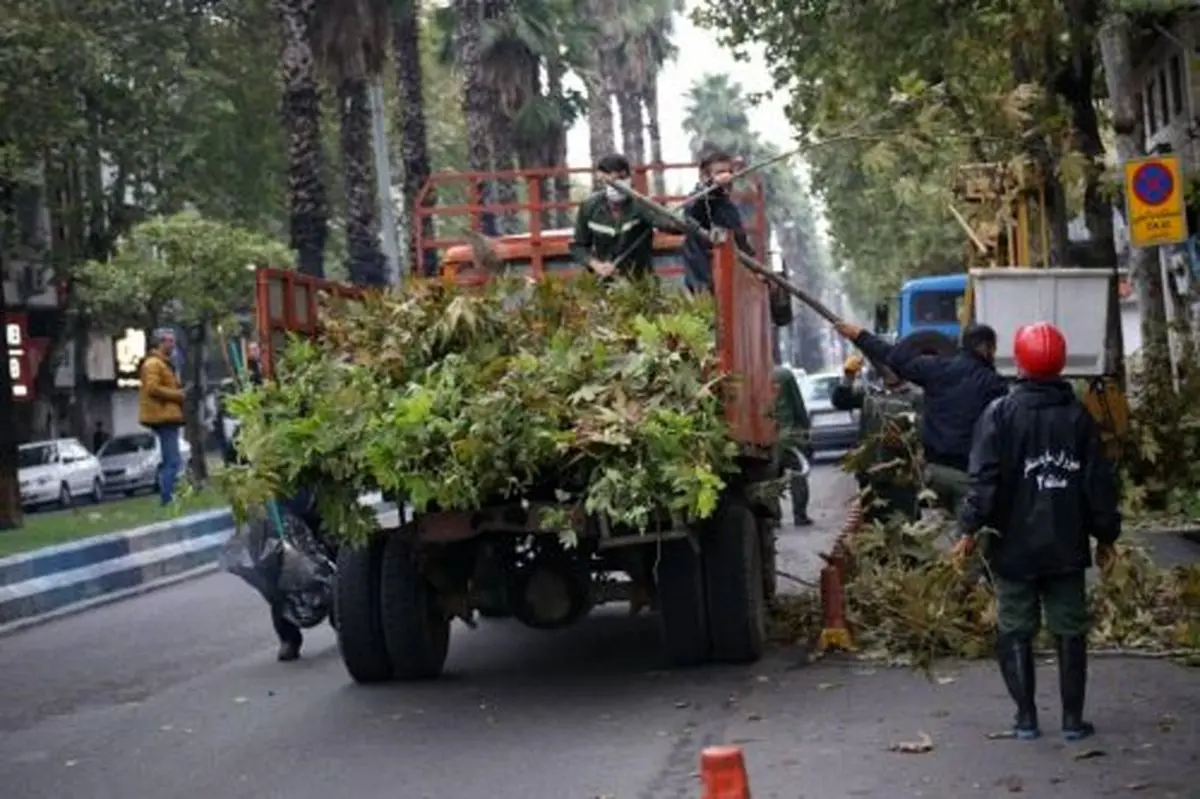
xmin=817 ymin=557 xmax=853 ymax=652
xmin=700 ymin=745 xmax=751 ymax=799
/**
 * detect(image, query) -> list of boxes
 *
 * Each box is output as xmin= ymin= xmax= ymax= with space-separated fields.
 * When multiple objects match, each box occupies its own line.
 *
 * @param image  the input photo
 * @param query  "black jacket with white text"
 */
xmin=959 ymin=379 xmax=1120 ymax=581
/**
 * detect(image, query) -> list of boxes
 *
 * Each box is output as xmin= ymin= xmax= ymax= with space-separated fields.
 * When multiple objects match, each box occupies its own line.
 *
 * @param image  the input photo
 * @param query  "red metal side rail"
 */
xmin=414 ymin=163 xmax=769 ymax=279
xmin=254 ymin=268 xmax=365 ymax=379
xmin=712 ymin=238 xmax=775 ymax=454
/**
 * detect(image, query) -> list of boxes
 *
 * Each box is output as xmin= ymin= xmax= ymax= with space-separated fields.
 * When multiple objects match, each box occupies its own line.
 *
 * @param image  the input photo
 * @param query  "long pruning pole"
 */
xmin=611 ymin=148 xmax=805 ymax=270
xmin=605 ymin=178 xmax=844 ymax=324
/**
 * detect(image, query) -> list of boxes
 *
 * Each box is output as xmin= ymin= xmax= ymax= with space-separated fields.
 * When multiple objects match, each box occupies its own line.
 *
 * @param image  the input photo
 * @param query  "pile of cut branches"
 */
xmin=841 ymin=516 xmax=1200 ymax=673
xmin=216 ymin=274 xmax=740 ymax=543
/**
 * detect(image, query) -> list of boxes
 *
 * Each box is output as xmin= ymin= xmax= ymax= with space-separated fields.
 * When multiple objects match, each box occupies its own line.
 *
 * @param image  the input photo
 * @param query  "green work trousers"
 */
xmin=995 ymin=571 xmax=1090 ymax=638
xmin=924 ymin=462 xmax=970 ymax=515
xmin=861 ymin=480 xmax=919 ymax=526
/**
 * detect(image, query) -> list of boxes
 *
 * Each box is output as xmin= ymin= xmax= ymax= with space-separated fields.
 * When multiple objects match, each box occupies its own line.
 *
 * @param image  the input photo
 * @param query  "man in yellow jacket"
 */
xmin=138 ymin=328 xmax=186 ymax=504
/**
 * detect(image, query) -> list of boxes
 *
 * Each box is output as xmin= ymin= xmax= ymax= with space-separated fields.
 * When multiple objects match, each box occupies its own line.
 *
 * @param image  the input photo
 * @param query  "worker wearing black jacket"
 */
xmin=682 ymin=151 xmax=755 ymax=293
xmin=955 ymin=322 xmax=1120 ymax=743
xmin=835 ymin=321 xmax=1009 ymax=514
xmin=683 ymin=150 xmax=793 ymax=326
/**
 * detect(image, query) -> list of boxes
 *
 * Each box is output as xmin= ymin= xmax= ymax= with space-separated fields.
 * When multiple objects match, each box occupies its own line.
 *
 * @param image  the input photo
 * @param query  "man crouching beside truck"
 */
xmin=954 ymin=322 xmax=1120 ymax=742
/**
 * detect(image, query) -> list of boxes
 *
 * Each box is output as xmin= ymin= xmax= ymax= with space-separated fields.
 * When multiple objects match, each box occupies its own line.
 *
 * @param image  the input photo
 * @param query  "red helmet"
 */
xmin=1013 ymin=322 xmax=1067 ymax=378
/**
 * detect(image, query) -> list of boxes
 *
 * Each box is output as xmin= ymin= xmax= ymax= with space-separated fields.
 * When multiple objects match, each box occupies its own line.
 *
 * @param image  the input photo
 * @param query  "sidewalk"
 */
xmin=728 ymin=653 xmax=1200 ymax=798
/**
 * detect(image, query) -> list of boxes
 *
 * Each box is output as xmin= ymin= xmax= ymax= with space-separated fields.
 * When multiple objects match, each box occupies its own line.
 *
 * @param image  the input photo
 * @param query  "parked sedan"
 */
xmin=97 ymin=431 xmax=193 ymax=497
xmin=19 ymin=438 xmax=106 ymax=508
xmin=802 ymin=371 xmax=860 ymax=453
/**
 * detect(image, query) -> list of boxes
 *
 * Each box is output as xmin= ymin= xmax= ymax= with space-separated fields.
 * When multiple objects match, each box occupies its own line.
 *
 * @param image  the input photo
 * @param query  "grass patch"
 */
xmin=0 ymin=487 xmax=227 ymax=559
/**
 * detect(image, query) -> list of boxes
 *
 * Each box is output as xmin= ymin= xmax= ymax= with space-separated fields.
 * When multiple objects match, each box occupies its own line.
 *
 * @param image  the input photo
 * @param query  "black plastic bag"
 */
xmin=220 ymin=510 xmax=335 ymax=629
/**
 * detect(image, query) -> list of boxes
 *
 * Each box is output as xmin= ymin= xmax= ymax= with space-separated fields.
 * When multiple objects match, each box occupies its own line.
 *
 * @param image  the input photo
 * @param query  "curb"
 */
xmin=0 ymin=494 xmax=399 ymax=631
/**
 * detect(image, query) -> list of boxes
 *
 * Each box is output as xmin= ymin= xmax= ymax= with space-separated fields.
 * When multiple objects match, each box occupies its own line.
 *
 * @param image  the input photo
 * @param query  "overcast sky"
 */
xmin=562 ymin=5 xmax=827 ymax=239
xmin=563 ymin=7 xmax=793 ymax=167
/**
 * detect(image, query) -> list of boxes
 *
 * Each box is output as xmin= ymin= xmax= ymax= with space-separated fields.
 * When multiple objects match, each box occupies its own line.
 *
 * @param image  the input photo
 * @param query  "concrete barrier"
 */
xmin=0 ymin=493 xmax=396 ymax=633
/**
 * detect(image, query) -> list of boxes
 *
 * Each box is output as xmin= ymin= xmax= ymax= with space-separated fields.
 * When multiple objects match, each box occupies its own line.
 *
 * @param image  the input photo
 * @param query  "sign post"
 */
xmin=1124 ymin=154 xmax=1189 ymax=248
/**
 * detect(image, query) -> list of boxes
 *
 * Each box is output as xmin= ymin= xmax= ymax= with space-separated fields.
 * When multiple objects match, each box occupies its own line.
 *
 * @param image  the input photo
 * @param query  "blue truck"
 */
xmin=874 ymin=273 xmax=968 ymax=349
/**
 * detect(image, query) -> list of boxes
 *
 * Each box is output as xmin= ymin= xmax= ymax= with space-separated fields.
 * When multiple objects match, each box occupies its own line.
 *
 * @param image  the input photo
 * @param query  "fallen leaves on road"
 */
xmin=888 ymin=731 xmax=934 ymax=753
xmin=1073 ymin=748 xmax=1107 ymax=761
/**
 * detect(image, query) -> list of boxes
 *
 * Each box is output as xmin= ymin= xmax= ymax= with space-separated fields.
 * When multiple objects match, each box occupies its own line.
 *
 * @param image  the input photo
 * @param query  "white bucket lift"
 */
xmin=970 ymin=268 xmax=1118 ymax=378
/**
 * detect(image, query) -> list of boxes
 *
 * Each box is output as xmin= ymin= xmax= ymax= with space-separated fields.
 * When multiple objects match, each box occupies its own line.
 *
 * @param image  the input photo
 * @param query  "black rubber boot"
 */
xmin=996 ymin=634 xmax=1041 ymax=739
xmin=1057 ymin=635 xmax=1095 ymax=741
xmin=277 ymin=639 xmax=301 ymax=662
xmin=272 ymin=603 xmax=303 ymax=662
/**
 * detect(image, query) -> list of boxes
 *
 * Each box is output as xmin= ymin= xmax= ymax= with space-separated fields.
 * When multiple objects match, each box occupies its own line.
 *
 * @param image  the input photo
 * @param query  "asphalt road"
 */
xmin=2 ymin=460 xmax=1198 ymax=799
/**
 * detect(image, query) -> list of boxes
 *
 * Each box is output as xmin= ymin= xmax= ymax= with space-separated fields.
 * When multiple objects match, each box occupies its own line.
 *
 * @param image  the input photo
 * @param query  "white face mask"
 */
xmin=604 ymin=180 xmax=629 ymax=203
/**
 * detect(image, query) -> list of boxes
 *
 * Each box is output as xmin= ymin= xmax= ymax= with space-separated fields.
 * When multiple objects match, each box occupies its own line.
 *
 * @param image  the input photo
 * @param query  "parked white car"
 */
xmin=97 ymin=431 xmax=193 ymax=497
xmin=18 ymin=438 xmax=106 ymax=508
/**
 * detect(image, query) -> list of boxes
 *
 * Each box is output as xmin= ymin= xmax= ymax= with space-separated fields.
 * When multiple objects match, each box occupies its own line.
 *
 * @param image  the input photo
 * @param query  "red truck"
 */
xmin=252 ymin=164 xmax=784 ymax=683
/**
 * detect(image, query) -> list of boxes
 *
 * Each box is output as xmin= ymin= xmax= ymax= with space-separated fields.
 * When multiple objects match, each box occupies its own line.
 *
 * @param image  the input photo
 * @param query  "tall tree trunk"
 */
xmin=616 ymin=86 xmax=645 ymax=167
xmin=491 ymin=112 xmax=522 ymax=234
xmin=277 ymin=0 xmax=329 ymax=277
xmin=585 ymin=70 xmax=616 ymax=165
xmin=1098 ymin=14 xmax=1171 ymax=384
xmin=547 ymin=60 xmax=571 ymax=228
xmin=454 ymin=0 xmax=497 ymax=235
xmin=642 ymin=78 xmax=665 ymax=196
xmin=392 ymin=0 xmax=437 ymax=276
xmin=1060 ymin=0 xmax=1123 ymax=379
xmin=0 ymin=237 xmax=23 ymax=530
xmin=184 ymin=325 xmax=209 ymax=483
xmin=339 ymin=79 xmax=387 ymax=286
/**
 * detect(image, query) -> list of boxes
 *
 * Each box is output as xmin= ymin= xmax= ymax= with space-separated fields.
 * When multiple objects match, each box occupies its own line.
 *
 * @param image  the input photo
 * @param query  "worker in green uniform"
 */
xmin=773 ymin=365 xmax=814 ymax=527
xmin=569 ymin=153 xmax=682 ymax=279
xmin=831 ymin=354 xmax=924 ymax=525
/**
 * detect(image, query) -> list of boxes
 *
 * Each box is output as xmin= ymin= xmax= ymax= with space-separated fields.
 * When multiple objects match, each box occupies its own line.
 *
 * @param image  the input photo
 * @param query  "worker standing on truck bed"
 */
xmin=954 ymin=322 xmax=1119 ymax=742
xmin=571 ymin=153 xmax=681 ymax=280
xmin=682 ymin=150 xmax=755 ymax=293
xmin=680 ymin=150 xmax=794 ymax=327
xmin=834 ymin=320 xmax=1008 ymax=515
xmin=773 ymin=365 xmax=814 ymax=526
xmin=831 ymin=354 xmax=923 ymax=525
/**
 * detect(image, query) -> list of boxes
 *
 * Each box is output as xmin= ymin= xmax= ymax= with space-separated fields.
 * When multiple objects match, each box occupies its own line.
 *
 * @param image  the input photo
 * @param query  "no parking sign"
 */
xmin=1124 ymin=154 xmax=1189 ymax=248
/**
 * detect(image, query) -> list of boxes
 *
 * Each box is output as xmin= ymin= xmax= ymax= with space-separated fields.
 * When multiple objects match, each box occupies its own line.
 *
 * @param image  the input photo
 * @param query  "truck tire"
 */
xmin=655 ymin=538 xmax=711 ymax=667
xmin=703 ymin=499 xmax=767 ymax=664
xmin=380 ymin=534 xmax=451 ymax=680
xmin=759 ymin=518 xmax=778 ymax=605
xmin=335 ymin=538 xmax=394 ymax=684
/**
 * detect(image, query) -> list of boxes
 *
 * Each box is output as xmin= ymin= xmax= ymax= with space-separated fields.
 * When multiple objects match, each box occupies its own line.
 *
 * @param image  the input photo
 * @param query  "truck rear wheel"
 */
xmin=703 ymin=499 xmax=767 ymax=663
xmin=335 ymin=538 xmax=394 ymax=684
xmin=655 ymin=538 xmax=711 ymax=667
xmin=759 ymin=518 xmax=778 ymax=605
xmin=380 ymin=534 xmax=451 ymax=680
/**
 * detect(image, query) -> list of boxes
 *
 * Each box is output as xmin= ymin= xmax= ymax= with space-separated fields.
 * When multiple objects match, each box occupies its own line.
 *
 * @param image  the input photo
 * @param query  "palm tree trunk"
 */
xmin=547 ymin=60 xmax=571 ymax=228
xmin=339 ymin=79 xmax=387 ymax=286
xmin=642 ymin=77 xmax=665 ymax=196
xmin=585 ymin=63 xmax=616 ymax=169
xmin=392 ymin=0 xmax=437 ymax=276
xmin=491 ymin=109 xmax=522 ymax=233
xmin=454 ymin=0 xmax=497 ymax=235
xmin=276 ymin=0 xmax=328 ymax=277
xmin=616 ymin=83 xmax=645 ymax=167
